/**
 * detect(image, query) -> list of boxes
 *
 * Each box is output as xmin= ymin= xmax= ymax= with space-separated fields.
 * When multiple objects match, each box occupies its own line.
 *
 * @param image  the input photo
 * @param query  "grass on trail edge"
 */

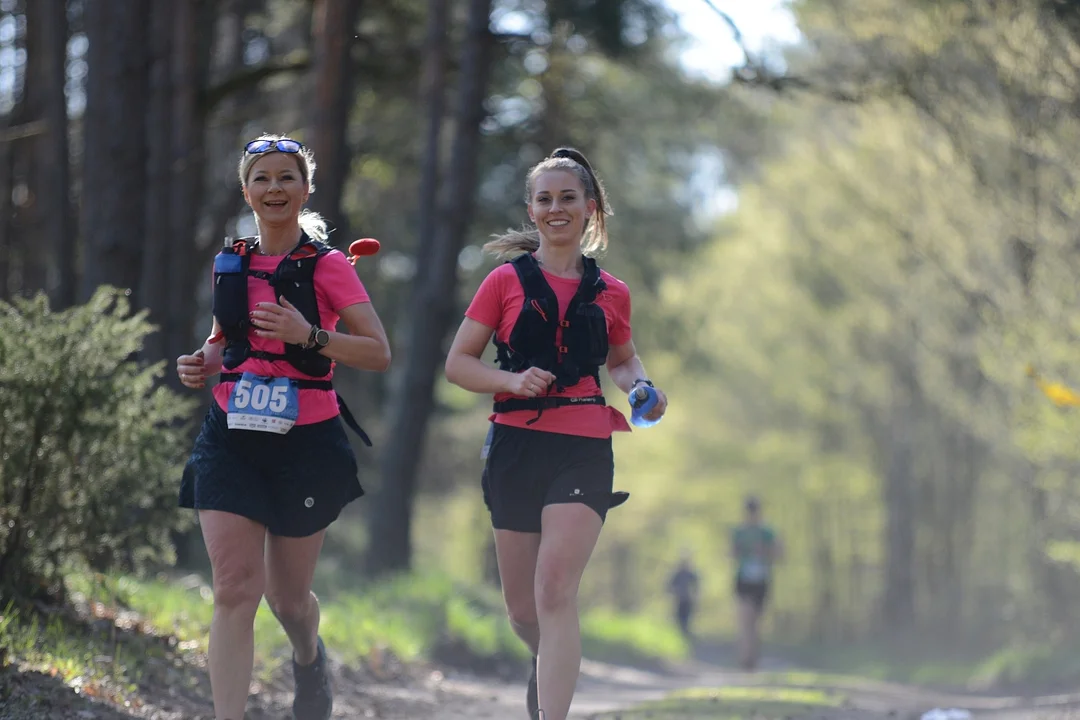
xmin=780 ymin=637 xmax=1080 ymax=693
xmin=591 ymin=685 xmax=846 ymax=720
xmin=0 ymin=571 xmax=689 ymax=702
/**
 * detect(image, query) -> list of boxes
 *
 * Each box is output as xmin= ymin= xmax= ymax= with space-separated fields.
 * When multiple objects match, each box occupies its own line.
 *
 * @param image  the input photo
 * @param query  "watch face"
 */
xmin=315 ymin=329 xmax=330 ymax=347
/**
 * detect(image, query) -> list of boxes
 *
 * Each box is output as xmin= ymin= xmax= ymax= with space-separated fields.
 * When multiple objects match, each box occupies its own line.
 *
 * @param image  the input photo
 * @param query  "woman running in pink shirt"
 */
xmin=175 ymin=135 xmax=391 ymax=720
xmin=446 ymin=147 xmax=668 ymax=720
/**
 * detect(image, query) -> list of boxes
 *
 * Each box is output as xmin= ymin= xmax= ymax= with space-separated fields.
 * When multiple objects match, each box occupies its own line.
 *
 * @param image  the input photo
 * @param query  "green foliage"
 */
xmin=581 ymin=609 xmax=690 ymax=665
xmin=777 ymin=638 xmax=1080 ymax=692
xmin=779 ymin=646 xmax=987 ymax=688
xmin=7 ymin=569 xmax=687 ymax=697
xmin=968 ymin=641 xmax=1080 ymax=692
xmin=0 ymin=601 xmax=146 ymax=705
xmin=409 ymin=0 xmax=1080 ymax=664
xmin=0 ymin=288 xmax=196 ymax=601
xmin=29 ymin=0 xmax=1080 ymax=688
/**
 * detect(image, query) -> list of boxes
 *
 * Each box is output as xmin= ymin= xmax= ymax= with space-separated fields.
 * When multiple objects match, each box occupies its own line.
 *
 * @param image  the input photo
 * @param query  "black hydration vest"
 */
xmin=492 ymin=253 xmax=610 ymax=421
xmin=212 ymin=234 xmax=371 ymax=446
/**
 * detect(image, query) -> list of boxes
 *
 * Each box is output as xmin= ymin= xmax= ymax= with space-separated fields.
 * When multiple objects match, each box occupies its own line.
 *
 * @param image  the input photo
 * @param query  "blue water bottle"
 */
xmin=629 ymin=380 xmax=661 ymax=428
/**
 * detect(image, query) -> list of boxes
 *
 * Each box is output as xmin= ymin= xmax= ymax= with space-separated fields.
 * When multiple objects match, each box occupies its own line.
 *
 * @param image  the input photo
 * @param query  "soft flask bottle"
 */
xmin=629 ymin=384 xmax=661 ymax=428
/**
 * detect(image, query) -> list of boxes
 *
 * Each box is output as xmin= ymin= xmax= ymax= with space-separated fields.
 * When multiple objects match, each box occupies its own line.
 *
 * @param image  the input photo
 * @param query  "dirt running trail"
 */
xmin=362 ymin=657 xmax=1080 ymax=720
xmin=5 ymin=646 xmax=1080 ymax=719
xmin=250 ymin=645 xmax=1080 ymax=720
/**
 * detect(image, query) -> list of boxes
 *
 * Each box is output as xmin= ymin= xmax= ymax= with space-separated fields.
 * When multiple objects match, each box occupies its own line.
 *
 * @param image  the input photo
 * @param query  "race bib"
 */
xmin=227 ymin=372 xmax=299 ymax=434
xmin=740 ymin=559 xmax=769 ymax=583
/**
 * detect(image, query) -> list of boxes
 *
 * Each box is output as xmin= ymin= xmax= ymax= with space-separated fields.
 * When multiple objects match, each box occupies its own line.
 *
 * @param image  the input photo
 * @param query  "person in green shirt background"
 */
xmin=731 ymin=495 xmax=781 ymax=670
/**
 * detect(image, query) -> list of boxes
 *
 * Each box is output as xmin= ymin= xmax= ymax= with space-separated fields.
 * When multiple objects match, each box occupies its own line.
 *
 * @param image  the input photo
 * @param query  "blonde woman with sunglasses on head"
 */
xmin=175 ymin=135 xmax=391 ymax=720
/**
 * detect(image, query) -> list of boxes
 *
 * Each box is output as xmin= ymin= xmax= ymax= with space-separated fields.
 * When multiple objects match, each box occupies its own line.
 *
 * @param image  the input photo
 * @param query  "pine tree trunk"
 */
xmin=366 ymin=0 xmax=493 ymax=575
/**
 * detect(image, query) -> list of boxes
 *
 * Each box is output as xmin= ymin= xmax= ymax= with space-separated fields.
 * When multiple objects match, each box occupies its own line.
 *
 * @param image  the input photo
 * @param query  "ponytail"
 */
xmin=483 ymin=227 xmax=540 ymax=260
xmin=299 ymin=209 xmax=329 ymax=242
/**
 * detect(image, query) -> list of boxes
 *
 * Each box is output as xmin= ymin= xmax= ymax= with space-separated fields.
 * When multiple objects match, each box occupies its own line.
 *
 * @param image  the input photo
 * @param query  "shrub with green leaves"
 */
xmin=0 ymin=287 xmax=196 ymax=602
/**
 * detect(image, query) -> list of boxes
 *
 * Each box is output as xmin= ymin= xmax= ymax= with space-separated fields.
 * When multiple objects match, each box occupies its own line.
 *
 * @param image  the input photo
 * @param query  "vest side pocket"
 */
xmin=212 ymin=253 xmax=248 ymax=332
xmin=509 ymin=299 xmax=557 ymax=373
xmin=572 ymin=303 xmax=610 ymax=366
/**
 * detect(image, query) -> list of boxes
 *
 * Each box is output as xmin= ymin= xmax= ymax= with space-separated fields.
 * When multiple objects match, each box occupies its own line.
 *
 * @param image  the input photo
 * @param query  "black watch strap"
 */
xmin=633 ymin=378 xmax=653 ymax=388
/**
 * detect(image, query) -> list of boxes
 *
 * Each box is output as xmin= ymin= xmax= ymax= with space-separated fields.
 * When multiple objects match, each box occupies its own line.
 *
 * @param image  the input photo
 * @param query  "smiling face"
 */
xmin=527 ymin=170 xmax=596 ymax=248
xmin=242 ymin=152 xmax=310 ymax=227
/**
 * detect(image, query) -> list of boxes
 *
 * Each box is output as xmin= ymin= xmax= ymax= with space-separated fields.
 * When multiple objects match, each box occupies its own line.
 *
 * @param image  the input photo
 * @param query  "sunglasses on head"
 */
xmin=244 ymin=138 xmax=303 ymax=154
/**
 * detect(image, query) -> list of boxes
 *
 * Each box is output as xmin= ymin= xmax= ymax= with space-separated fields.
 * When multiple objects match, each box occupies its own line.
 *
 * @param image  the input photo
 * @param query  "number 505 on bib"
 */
xmin=227 ymin=372 xmax=300 ymax=434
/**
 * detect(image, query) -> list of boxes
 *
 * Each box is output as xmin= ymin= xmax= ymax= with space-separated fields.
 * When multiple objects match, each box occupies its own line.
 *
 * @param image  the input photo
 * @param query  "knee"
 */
xmin=503 ymin=587 xmax=538 ymax=629
xmin=265 ymin=588 xmax=314 ymax=625
xmin=534 ymin=561 xmax=579 ymax=616
xmin=212 ymin=562 xmax=264 ymax=615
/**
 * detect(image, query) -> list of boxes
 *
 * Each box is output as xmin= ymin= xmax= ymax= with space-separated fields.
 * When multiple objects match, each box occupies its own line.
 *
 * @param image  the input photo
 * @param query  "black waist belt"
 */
xmin=220 ymin=372 xmax=331 ymax=390
xmin=219 ymin=373 xmax=371 ymax=447
xmin=248 ymin=349 xmax=289 ymax=362
xmin=493 ymin=395 xmax=606 ymax=425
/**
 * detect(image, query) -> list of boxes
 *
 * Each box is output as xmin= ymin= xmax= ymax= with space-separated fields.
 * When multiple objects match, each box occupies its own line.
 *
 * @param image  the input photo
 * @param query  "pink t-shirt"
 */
xmin=212 ymin=248 xmax=370 ymax=425
xmin=465 ymin=256 xmax=633 ymax=439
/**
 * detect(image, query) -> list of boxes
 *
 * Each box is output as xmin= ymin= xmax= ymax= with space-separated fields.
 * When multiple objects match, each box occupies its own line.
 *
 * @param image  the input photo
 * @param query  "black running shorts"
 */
xmin=481 ymin=422 xmax=628 ymax=533
xmin=735 ymin=578 xmax=770 ymax=611
xmin=180 ymin=404 xmax=363 ymax=537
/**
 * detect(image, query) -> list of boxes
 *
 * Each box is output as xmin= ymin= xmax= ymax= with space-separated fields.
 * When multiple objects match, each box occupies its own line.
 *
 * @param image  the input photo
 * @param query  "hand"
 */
xmin=251 ymin=297 xmax=312 ymax=345
xmin=177 ymin=350 xmax=208 ymax=389
xmin=634 ymin=380 xmax=668 ymax=421
xmin=505 ymin=367 xmax=556 ymax=397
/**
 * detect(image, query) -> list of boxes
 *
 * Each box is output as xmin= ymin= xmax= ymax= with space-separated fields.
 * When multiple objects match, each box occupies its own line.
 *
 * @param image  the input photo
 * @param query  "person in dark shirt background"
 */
xmin=667 ymin=551 xmax=701 ymax=641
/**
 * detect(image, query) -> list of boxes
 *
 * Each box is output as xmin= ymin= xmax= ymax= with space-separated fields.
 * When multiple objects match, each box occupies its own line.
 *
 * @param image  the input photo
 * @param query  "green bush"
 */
xmin=0 ymin=287 xmax=196 ymax=602
xmin=580 ymin=609 xmax=691 ymax=666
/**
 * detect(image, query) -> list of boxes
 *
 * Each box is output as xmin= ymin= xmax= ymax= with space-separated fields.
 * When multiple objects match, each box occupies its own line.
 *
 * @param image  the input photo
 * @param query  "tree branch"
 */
xmin=201 ymin=55 xmax=313 ymax=117
xmin=699 ymin=0 xmax=750 ymax=62
xmin=699 ymin=0 xmax=888 ymax=103
xmin=0 ymin=119 xmax=47 ymax=143
xmin=492 ymin=31 xmax=534 ymax=43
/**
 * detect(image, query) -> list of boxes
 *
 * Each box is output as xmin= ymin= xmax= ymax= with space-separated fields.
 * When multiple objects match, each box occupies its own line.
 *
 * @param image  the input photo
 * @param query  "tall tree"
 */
xmin=376 ymin=0 xmax=449 ymax=389
xmin=79 ymin=2 xmax=151 ymax=300
xmin=134 ymin=2 xmax=215 ymax=371
xmin=367 ymin=0 xmax=494 ymax=575
xmin=30 ymin=0 xmax=75 ymax=307
xmin=138 ymin=4 xmax=174 ymax=363
xmin=415 ymin=0 xmax=449 ymax=262
xmin=879 ymin=346 xmax=918 ymax=631
xmin=5 ymin=0 xmax=44 ymax=297
xmin=307 ymin=0 xmax=363 ymax=243
xmin=164 ymin=1 xmax=215 ymax=375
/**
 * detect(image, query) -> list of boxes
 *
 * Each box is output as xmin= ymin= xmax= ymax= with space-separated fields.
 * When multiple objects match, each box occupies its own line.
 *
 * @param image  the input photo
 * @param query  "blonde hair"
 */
xmin=483 ymin=147 xmax=612 ymax=261
xmin=238 ymin=133 xmax=329 ymax=242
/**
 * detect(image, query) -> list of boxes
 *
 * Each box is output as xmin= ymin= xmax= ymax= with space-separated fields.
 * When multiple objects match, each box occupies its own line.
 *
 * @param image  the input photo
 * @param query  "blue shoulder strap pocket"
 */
xmin=214 ymin=252 xmax=243 ymax=274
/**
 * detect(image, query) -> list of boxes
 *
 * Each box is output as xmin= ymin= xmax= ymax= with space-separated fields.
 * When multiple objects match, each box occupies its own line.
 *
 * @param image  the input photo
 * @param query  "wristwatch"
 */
xmin=303 ymin=325 xmax=331 ymax=350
